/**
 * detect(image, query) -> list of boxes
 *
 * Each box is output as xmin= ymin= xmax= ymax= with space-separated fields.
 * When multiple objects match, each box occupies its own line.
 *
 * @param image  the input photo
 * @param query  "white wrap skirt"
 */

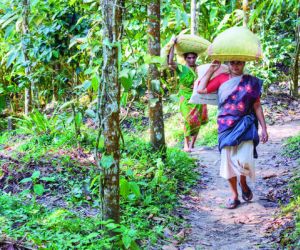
xmin=220 ymin=140 xmax=255 ymax=180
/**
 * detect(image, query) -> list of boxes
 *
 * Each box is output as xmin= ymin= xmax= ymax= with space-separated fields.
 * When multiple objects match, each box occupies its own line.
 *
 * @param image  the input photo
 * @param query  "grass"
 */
xmin=280 ymin=133 xmax=300 ymax=248
xmin=0 ymin=113 xmax=198 ymax=249
xmin=0 ymin=195 xmax=114 ymax=249
xmin=282 ymin=133 xmax=300 ymax=160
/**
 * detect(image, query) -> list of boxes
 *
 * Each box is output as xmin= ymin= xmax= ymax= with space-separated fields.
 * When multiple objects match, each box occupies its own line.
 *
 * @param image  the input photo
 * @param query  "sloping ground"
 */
xmin=177 ymin=120 xmax=300 ymax=249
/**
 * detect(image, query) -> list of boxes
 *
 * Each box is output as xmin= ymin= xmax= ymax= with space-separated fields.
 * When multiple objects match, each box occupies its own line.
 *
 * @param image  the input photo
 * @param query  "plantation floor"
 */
xmin=175 ymin=119 xmax=300 ymax=250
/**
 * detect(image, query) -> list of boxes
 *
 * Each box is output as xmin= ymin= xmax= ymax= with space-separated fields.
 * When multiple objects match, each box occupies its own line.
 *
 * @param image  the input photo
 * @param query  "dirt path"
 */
xmin=178 ymin=120 xmax=300 ymax=250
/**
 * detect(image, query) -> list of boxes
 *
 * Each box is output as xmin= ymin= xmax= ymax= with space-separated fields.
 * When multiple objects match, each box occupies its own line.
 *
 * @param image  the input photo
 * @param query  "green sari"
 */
xmin=176 ymin=64 xmax=207 ymax=137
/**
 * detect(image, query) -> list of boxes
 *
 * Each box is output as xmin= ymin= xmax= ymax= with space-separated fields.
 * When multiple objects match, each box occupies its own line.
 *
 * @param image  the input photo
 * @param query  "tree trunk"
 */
xmin=147 ymin=1 xmax=166 ymax=153
xmin=99 ymin=0 xmax=123 ymax=223
xmin=22 ymin=0 xmax=32 ymax=115
xmin=292 ymin=22 xmax=299 ymax=97
xmin=242 ymin=0 xmax=249 ymax=28
xmin=183 ymin=0 xmax=187 ymax=12
xmin=53 ymin=63 xmax=59 ymax=102
xmin=191 ymin=0 xmax=197 ymax=35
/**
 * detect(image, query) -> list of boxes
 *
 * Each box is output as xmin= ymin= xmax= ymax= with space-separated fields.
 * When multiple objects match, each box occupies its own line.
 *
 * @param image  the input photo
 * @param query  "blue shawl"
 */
xmin=217 ymin=75 xmax=262 ymax=158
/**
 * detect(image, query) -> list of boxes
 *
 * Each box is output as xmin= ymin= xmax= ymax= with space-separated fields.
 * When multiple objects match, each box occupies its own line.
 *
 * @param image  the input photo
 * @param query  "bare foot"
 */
xmin=183 ymin=147 xmax=191 ymax=152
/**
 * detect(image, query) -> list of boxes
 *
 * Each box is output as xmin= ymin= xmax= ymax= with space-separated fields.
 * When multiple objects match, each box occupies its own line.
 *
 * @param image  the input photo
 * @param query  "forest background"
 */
xmin=0 ymin=0 xmax=299 ymax=249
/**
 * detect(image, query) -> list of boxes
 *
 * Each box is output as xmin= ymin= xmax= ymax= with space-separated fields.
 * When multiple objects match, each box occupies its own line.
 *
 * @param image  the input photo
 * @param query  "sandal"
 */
xmin=225 ymin=199 xmax=241 ymax=209
xmin=240 ymin=183 xmax=253 ymax=202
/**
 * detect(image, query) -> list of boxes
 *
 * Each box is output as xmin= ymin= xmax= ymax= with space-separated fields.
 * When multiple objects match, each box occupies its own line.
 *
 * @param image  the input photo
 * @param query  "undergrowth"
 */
xmin=280 ymin=134 xmax=300 ymax=248
xmin=0 ymin=114 xmax=198 ymax=249
xmin=282 ymin=133 xmax=300 ymax=160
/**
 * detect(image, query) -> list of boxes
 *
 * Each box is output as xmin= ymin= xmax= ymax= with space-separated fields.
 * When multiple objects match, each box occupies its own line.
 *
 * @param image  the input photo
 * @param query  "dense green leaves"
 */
xmin=0 ymin=0 xmax=297 ymax=116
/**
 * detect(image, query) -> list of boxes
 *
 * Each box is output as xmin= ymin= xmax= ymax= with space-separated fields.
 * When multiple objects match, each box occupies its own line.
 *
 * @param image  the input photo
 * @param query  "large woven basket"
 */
xmin=207 ymin=27 xmax=263 ymax=61
xmin=175 ymin=34 xmax=211 ymax=56
xmin=161 ymin=34 xmax=211 ymax=66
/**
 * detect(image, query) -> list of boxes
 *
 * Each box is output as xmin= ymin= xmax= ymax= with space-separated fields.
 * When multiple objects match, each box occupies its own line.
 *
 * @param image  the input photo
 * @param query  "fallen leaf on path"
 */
xmin=189 ymin=196 xmax=201 ymax=202
xmin=234 ymin=214 xmax=251 ymax=224
xmin=263 ymin=174 xmax=277 ymax=179
xmin=249 ymin=219 xmax=264 ymax=224
xmin=175 ymin=229 xmax=185 ymax=240
xmin=198 ymin=241 xmax=212 ymax=246
xmin=163 ymin=227 xmax=173 ymax=238
xmin=147 ymin=213 xmax=154 ymax=219
xmin=152 ymin=217 xmax=165 ymax=222
xmin=162 ymin=244 xmax=178 ymax=250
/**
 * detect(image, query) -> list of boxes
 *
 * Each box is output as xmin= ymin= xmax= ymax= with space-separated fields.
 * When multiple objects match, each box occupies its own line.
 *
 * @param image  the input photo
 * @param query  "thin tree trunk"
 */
xmin=12 ymin=93 xmax=18 ymax=113
xmin=53 ymin=63 xmax=59 ymax=102
xmin=292 ymin=23 xmax=299 ymax=97
xmin=147 ymin=0 xmax=166 ymax=153
xmin=191 ymin=0 xmax=197 ymax=35
xmin=22 ymin=0 xmax=31 ymax=115
xmin=183 ymin=0 xmax=187 ymax=12
xmin=99 ymin=0 xmax=123 ymax=223
xmin=242 ymin=0 xmax=249 ymax=28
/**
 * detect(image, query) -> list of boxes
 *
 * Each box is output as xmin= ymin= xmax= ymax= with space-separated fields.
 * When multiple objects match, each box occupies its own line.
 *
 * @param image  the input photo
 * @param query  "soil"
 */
xmin=175 ymin=120 xmax=300 ymax=250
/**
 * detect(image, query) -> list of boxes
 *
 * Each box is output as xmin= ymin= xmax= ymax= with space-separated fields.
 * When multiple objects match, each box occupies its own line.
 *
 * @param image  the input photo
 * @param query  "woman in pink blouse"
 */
xmin=197 ymin=60 xmax=268 ymax=209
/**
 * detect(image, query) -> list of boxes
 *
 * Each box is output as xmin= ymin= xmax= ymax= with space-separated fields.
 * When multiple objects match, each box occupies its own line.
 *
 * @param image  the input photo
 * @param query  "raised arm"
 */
xmin=253 ymin=100 xmax=268 ymax=143
xmin=168 ymin=38 xmax=177 ymax=71
xmin=197 ymin=60 xmax=221 ymax=93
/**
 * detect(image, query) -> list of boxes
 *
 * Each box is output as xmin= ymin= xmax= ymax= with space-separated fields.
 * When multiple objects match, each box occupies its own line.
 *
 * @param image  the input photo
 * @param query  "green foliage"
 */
xmin=280 ymin=134 xmax=300 ymax=248
xmin=117 ymin=135 xmax=197 ymax=245
xmin=16 ymin=110 xmax=58 ymax=135
xmin=0 ymin=0 xmax=298 ymax=114
xmin=280 ymin=178 xmax=300 ymax=248
xmin=5 ymin=124 xmax=77 ymax=163
xmin=20 ymin=170 xmax=56 ymax=197
xmin=198 ymin=0 xmax=243 ymax=40
xmin=0 ymin=126 xmax=197 ymax=248
xmin=246 ymin=0 xmax=299 ymax=89
xmin=282 ymin=133 xmax=300 ymax=160
xmin=0 ymin=193 xmax=129 ymax=249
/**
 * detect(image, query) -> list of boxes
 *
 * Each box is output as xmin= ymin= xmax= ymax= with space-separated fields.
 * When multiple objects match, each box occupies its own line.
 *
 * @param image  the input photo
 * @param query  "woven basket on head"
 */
xmin=207 ymin=26 xmax=263 ymax=61
xmin=175 ymin=34 xmax=211 ymax=57
xmin=161 ymin=34 xmax=211 ymax=66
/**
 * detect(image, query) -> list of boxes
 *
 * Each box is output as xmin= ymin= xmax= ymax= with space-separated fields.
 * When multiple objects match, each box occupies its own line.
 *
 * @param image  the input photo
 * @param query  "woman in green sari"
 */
xmin=168 ymin=40 xmax=208 ymax=152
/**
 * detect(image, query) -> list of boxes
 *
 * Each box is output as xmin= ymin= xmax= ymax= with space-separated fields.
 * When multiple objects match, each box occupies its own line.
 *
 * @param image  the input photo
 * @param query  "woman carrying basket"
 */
xmin=197 ymin=59 xmax=268 ymax=209
xmin=168 ymin=38 xmax=208 ymax=152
